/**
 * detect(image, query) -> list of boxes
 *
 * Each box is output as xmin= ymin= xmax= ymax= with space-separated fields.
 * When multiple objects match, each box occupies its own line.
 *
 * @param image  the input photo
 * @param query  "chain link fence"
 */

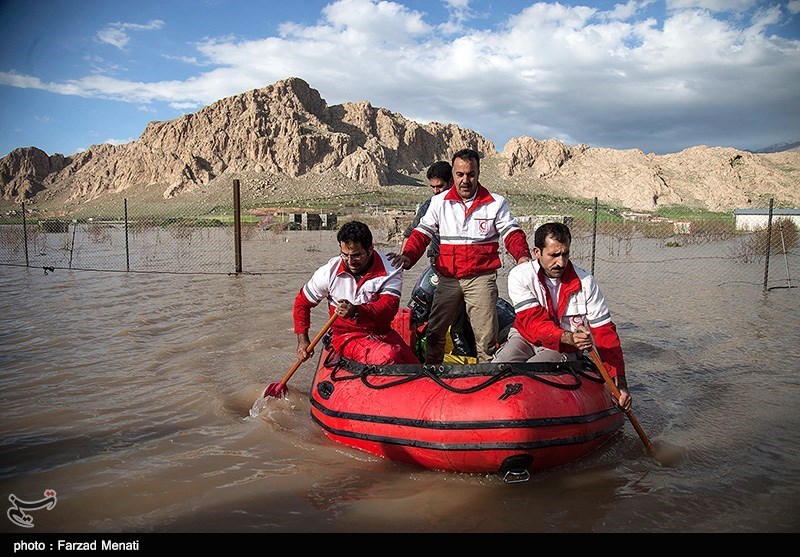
xmin=0 ymin=196 xmax=239 ymax=274
xmin=1 ymin=182 xmax=797 ymax=293
xmin=546 ymin=207 xmax=798 ymax=292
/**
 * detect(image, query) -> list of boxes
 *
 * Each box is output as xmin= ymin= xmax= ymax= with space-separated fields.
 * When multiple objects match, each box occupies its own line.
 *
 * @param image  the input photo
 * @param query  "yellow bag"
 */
xmin=443 ymin=353 xmax=478 ymax=365
xmin=443 ymin=326 xmax=454 ymax=355
xmin=443 ymin=327 xmax=477 ymax=364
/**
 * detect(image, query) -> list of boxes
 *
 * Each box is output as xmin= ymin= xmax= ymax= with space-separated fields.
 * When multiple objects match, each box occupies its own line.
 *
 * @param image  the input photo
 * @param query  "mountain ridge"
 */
xmin=1 ymin=76 xmax=798 ymax=213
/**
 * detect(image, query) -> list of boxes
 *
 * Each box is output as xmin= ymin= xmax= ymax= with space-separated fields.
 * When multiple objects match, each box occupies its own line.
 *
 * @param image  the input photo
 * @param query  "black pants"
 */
xmin=449 ymin=298 xmax=476 ymax=357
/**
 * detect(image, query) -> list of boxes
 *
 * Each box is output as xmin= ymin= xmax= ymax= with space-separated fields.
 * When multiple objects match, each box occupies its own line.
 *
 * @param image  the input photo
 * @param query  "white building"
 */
xmin=733 ymin=208 xmax=800 ymax=231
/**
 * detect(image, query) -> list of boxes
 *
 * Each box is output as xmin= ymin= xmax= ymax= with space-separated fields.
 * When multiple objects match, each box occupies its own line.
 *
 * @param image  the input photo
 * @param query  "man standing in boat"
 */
xmin=388 ymin=148 xmax=532 ymax=364
xmin=493 ymin=222 xmax=632 ymax=410
xmin=293 ymin=220 xmax=419 ymax=365
xmin=401 ymin=160 xmax=475 ymax=357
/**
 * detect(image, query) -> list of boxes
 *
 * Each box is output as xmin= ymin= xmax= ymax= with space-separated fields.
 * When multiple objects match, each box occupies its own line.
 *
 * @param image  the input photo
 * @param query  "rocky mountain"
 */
xmin=753 ymin=140 xmax=800 ymax=153
xmin=499 ymin=139 xmax=800 ymax=211
xmin=1 ymin=76 xmax=798 ymax=213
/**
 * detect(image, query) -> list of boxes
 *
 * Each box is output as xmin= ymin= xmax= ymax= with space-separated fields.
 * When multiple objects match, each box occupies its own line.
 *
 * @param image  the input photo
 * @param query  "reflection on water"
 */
xmin=1 ymin=233 xmax=799 ymax=533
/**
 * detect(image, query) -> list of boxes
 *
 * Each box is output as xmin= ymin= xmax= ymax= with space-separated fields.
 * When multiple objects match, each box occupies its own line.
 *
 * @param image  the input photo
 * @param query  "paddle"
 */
xmin=262 ymin=312 xmax=338 ymax=398
xmin=579 ymin=318 xmax=655 ymax=455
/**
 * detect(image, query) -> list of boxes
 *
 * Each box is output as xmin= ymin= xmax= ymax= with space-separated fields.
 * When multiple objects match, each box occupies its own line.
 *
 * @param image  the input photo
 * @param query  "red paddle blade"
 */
xmin=263 ymin=382 xmax=288 ymax=399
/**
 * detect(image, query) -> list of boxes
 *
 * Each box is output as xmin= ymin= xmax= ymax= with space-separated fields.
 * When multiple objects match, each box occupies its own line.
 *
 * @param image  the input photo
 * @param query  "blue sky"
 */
xmin=1 ymin=0 xmax=798 ymax=158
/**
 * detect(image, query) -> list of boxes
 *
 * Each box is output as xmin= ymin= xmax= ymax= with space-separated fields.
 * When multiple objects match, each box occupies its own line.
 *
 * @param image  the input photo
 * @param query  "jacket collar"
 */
xmin=444 ymin=184 xmax=494 ymax=217
xmin=534 ymin=260 xmax=581 ymax=319
xmin=336 ymin=251 xmax=388 ymax=284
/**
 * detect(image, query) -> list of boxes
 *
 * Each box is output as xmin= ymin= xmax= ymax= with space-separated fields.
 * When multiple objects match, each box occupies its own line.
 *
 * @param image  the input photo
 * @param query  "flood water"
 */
xmin=1 ymin=230 xmax=799 ymax=535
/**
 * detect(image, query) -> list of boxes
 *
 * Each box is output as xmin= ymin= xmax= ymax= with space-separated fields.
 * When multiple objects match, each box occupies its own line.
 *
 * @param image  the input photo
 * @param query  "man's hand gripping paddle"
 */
xmin=262 ymin=313 xmax=338 ymax=399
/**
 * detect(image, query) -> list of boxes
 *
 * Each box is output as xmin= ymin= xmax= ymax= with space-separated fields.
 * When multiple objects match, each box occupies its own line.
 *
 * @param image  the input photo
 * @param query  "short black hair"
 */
xmin=426 ymin=161 xmax=452 ymax=183
xmin=534 ymin=222 xmax=571 ymax=249
xmin=337 ymin=220 xmax=373 ymax=248
xmin=451 ymin=148 xmax=481 ymax=172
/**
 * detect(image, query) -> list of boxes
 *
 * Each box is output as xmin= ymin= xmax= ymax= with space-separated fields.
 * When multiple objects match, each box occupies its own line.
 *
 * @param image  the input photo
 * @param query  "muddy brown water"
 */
xmin=1 ymin=230 xmax=798 ymax=534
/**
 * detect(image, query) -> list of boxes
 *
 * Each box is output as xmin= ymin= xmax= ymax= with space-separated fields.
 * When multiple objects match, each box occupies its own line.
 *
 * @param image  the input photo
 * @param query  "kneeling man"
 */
xmin=493 ymin=222 xmax=631 ymax=410
xmin=293 ymin=220 xmax=419 ymax=365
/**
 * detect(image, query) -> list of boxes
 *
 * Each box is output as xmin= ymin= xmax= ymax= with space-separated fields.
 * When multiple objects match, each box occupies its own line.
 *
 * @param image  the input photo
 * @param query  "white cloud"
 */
xmin=0 ymin=71 xmax=46 ymax=88
xmin=74 ymin=137 xmax=135 ymax=153
xmin=103 ymin=137 xmax=134 ymax=146
xmin=2 ymin=1 xmax=798 ymax=154
xmin=97 ymin=27 xmax=130 ymax=50
xmin=274 ymin=0 xmax=430 ymax=50
xmin=442 ymin=0 xmax=477 ymax=31
xmin=120 ymin=20 xmax=165 ymax=32
xmin=97 ymin=19 xmax=165 ymax=51
xmin=168 ymin=101 xmax=203 ymax=111
xmin=666 ymin=0 xmax=758 ymax=11
xmin=162 ymin=54 xmax=205 ymax=66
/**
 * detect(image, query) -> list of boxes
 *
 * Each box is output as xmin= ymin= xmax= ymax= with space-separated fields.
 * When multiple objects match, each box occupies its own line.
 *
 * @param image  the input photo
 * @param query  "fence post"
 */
xmin=779 ymin=219 xmax=792 ymax=289
xmin=233 ymin=179 xmax=242 ymax=274
xmin=591 ymin=197 xmax=598 ymax=276
xmin=68 ymin=222 xmax=76 ymax=269
xmin=21 ymin=202 xmax=29 ymax=267
xmin=124 ymin=198 xmax=130 ymax=271
xmin=763 ymin=197 xmax=773 ymax=292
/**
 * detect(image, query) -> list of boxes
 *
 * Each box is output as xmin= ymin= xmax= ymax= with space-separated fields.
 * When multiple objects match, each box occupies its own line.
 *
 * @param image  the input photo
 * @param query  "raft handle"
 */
xmin=502 ymin=468 xmax=531 ymax=484
xmin=498 ymin=454 xmax=533 ymax=484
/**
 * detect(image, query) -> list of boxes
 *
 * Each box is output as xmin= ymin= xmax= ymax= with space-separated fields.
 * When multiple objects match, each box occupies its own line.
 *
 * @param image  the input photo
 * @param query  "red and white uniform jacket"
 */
xmin=402 ymin=184 xmax=531 ymax=278
xmin=506 ymin=259 xmax=625 ymax=378
xmin=293 ymin=251 xmax=402 ymax=337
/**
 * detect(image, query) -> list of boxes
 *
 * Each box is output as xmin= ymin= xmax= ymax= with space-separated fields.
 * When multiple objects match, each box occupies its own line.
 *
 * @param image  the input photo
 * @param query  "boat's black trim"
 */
xmin=328 ymin=352 xmax=600 ymax=378
xmin=310 ymin=412 xmax=623 ymax=451
xmin=309 ymin=397 xmax=621 ymax=430
xmin=323 ymin=352 xmax=605 ymax=394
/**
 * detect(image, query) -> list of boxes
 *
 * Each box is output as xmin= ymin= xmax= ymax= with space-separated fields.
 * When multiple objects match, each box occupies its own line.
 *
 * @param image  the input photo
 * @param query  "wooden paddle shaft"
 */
xmin=278 ymin=313 xmax=338 ymax=387
xmin=580 ymin=316 xmax=654 ymax=455
xmin=585 ymin=347 xmax=654 ymax=455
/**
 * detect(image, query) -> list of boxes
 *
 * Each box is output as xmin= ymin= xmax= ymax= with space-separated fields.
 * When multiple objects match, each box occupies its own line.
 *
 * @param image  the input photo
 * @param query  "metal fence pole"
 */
xmin=591 ymin=197 xmax=598 ymax=276
xmin=124 ymin=198 xmax=130 ymax=271
xmin=763 ymin=197 xmax=773 ymax=292
xmin=233 ymin=179 xmax=242 ymax=274
xmin=21 ymin=202 xmax=29 ymax=267
xmin=778 ymin=219 xmax=792 ymax=288
xmin=68 ymin=222 xmax=76 ymax=269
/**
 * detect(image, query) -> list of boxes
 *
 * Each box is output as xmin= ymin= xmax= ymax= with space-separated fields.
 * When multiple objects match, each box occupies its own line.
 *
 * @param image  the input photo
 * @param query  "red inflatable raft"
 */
xmin=309 ymin=310 xmax=625 ymax=481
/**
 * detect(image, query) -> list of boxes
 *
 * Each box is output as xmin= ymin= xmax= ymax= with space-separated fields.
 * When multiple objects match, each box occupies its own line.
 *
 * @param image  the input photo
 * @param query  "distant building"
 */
xmin=733 ymin=208 xmax=800 ymax=231
xmin=299 ymin=212 xmax=322 ymax=230
xmin=621 ymin=211 xmax=670 ymax=223
xmin=320 ymin=213 xmax=337 ymax=230
xmin=621 ymin=212 xmax=691 ymax=234
xmin=620 ymin=211 xmax=652 ymax=222
xmin=288 ymin=212 xmax=338 ymax=230
xmin=673 ymin=221 xmax=692 ymax=234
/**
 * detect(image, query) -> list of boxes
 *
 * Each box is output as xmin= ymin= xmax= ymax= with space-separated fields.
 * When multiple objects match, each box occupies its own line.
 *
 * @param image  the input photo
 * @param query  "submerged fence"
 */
xmin=1 ymin=181 xmax=797 ymax=293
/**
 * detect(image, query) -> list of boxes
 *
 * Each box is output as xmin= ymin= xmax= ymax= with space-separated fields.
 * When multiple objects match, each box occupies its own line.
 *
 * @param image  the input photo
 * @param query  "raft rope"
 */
xmin=322 ymin=350 xmax=606 ymax=395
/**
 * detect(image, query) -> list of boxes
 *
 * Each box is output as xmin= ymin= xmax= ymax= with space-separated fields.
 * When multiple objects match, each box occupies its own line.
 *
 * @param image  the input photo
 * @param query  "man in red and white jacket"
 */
xmin=294 ymin=221 xmax=419 ymax=365
xmin=389 ymin=149 xmax=531 ymax=363
xmin=493 ymin=221 xmax=632 ymax=410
